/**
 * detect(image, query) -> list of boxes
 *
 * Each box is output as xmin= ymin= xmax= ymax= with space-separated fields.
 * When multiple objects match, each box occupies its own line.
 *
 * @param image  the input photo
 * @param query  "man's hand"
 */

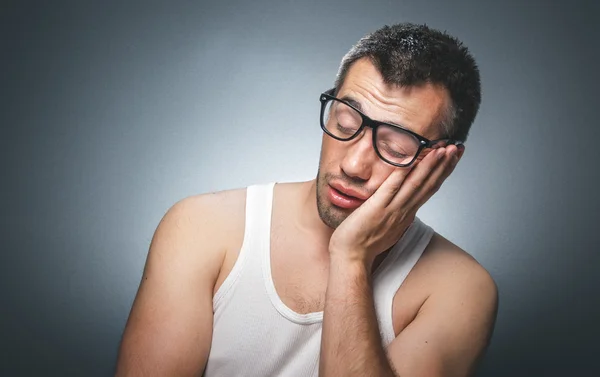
xmin=329 ymin=144 xmax=463 ymax=267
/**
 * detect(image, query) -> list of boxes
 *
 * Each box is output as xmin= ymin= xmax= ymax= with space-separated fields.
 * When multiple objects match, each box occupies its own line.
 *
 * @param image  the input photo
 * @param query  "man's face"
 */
xmin=316 ymin=58 xmax=451 ymax=229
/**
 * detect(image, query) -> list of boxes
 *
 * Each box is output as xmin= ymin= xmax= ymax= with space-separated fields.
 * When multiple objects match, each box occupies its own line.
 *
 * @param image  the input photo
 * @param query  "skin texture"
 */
xmin=115 ymin=58 xmax=498 ymax=377
xmin=319 ymin=57 xmax=455 ymax=264
xmin=316 ymin=59 xmax=450 ymax=231
xmin=315 ymin=58 xmax=497 ymax=377
xmin=115 ymin=190 xmax=245 ymax=376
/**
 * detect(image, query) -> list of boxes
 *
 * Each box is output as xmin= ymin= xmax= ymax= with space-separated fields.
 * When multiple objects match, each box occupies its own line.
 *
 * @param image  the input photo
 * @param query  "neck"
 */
xmin=292 ymin=179 xmax=392 ymax=274
xmin=296 ymin=179 xmax=335 ymax=249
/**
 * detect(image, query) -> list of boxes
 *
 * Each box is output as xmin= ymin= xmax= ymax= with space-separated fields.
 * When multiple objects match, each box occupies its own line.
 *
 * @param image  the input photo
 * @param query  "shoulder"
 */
xmin=117 ymin=187 xmax=249 ymax=375
xmin=387 ymin=233 xmax=498 ymax=376
xmin=149 ymin=186 xmax=248 ymax=274
xmin=425 ymin=232 xmax=496 ymax=287
xmin=162 ymin=186 xmax=247 ymax=236
xmin=419 ymin=231 xmax=498 ymax=315
xmin=170 ymin=186 xmax=247 ymax=220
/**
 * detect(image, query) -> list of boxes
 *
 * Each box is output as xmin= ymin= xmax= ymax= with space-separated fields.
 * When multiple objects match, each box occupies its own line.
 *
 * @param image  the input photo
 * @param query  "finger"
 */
xmin=366 ymin=168 xmax=409 ymax=209
xmin=379 ymin=146 xmax=447 ymax=209
xmin=404 ymin=144 xmax=462 ymax=209
xmin=389 ymin=145 xmax=457 ymax=210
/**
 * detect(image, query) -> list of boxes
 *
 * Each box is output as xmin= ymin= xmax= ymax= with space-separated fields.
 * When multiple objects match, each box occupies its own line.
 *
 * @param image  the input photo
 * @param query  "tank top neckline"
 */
xmin=261 ymin=182 xmax=411 ymax=325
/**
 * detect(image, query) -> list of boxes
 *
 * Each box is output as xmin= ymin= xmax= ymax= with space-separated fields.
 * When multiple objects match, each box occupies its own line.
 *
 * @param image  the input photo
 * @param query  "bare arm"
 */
xmin=319 ymin=143 xmax=498 ymax=376
xmin=115 ymin=196 xmax=227 ymax=376
xmin=319 ymin=239 xmax=498 ymax=377
xmin=386 ymin=242 xmax=499 ymax=377
xmin=319 ymin=255 xmax=396 ymax=377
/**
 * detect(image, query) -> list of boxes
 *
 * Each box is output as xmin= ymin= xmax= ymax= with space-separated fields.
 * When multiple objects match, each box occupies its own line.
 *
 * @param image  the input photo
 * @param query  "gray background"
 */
xmin=1 ymin=0 xmax=598 ymax=376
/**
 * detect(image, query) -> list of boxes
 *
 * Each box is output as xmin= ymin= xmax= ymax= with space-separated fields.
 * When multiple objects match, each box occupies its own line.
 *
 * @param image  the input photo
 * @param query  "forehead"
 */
xmin=337 ymin=58 xmax=450 ymax=139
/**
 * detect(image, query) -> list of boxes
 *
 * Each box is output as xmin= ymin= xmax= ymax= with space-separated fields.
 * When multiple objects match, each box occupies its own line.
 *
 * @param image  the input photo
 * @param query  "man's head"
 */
xmin=316 ymin=23 xmax=481 ymax=229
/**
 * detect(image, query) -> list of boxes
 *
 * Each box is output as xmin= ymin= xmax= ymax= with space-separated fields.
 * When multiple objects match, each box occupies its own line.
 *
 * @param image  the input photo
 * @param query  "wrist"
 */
xmin=329 ymin=248 xmax=373 ymax=273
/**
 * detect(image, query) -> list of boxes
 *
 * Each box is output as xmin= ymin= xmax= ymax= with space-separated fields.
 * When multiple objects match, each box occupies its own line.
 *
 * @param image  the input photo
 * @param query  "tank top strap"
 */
xmin=244 ymin=182 xmax=276 ymax=251
xmin=212 ymin=182 xmax=276 ymax=310
xmin=372 ymin=217 xmax=434 ymax=346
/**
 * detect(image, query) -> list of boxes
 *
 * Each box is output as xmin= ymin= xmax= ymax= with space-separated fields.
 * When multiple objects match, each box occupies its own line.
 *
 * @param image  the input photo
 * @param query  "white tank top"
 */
xmin=203 ymin=182 xmax=434 ymax=377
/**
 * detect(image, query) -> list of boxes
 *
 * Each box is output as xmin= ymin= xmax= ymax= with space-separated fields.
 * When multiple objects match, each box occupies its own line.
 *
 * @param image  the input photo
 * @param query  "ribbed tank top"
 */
xmin=203 ymin=182 xmax=434 ymax=377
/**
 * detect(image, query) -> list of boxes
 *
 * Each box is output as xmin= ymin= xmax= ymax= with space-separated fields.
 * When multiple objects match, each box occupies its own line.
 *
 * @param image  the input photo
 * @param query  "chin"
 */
xmin=316 ymin=181 xmax=351 ymax=229
xmin=318 ymin=206 xmax=346 ymax=230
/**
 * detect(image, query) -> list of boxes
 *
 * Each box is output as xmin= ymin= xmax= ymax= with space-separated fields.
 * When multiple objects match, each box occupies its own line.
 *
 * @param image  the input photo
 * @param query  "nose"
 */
xmin=340 ymin=129 xmax=378 ymax=181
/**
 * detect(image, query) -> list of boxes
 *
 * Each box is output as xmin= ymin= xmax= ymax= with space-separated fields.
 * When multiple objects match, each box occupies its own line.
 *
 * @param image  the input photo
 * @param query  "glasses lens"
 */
xmin=375 ymin=125 xmax=421 ymax=165
xmin=323 ymin=99 xmax=362 ymax=140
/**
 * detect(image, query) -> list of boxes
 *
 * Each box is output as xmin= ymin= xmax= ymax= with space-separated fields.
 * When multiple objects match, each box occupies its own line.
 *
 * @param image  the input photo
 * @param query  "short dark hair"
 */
xmin=334 ymin=23 xmax=481 ymax=142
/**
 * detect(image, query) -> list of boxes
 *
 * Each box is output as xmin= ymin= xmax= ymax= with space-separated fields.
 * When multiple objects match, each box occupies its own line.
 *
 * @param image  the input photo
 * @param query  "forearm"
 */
xmin=319 ymin=255 xmax=397 ymax=377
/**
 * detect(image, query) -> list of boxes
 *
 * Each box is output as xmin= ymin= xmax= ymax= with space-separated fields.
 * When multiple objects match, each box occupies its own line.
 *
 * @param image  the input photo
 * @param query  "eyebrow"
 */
xmin=339 ymin=94 xmax=407 ymax=129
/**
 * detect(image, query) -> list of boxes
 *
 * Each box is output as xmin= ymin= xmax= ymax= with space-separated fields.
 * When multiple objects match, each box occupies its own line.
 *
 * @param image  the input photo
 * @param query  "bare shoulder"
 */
xmin=413 ymin=231 xmax=499 ymax=345
xmin=167 ymin=187 xmax=247 ymax=228
xmin=150 ymin=187 xmax=247 ymax=279
xmin=394 ymin=231 xmax=498 ymax=336
xmin=419 ymin=232 xmax=498 ymax=299
xmin=387 ymin=232 xmax=498 ymax=377
xmin=116 ymin=187 xmax=248 ymax=376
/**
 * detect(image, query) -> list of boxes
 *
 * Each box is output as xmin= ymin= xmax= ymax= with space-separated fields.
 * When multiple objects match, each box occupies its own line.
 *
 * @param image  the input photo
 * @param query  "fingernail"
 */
xmin=436 ymin=149 xmax=444 ymax=159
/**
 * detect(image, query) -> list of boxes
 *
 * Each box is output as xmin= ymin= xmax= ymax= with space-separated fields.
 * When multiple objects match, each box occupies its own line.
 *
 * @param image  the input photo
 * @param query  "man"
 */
xmin=116 ymin=23 xmax=498 ymax=377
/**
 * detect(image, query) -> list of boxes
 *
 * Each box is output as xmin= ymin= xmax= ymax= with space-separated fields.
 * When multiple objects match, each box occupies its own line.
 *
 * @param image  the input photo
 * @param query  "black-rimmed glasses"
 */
xmin=320 ymin=88 xmax=462 ymax=167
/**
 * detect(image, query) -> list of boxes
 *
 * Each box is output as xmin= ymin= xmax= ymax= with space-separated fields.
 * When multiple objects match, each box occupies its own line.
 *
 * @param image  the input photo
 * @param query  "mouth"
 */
xmin=327 ymin=183 xmax=367 ymax=210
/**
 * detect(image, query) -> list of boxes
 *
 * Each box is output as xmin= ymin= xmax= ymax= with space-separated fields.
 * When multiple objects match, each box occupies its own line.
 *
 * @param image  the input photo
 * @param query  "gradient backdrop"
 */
xmin=2 ymin=0 xmax=599 ymax=376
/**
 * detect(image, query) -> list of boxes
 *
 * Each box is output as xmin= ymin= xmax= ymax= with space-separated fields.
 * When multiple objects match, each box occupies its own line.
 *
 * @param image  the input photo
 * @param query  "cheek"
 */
xmin=320 ymin=136 xmax=344 ymax=167
xmin=373 ymin=166 xmax=397 ymax=186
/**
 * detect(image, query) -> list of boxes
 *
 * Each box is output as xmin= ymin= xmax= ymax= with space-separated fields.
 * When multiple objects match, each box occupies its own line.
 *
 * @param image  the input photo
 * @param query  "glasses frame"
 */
xmin=320 ymin=88 xmax=463 ymax=167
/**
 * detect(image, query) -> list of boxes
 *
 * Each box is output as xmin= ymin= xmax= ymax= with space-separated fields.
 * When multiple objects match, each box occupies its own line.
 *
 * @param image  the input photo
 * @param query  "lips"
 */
xmin=327 ymin=182 xmax=368 ymax=210
xmin=329 ymin=182 xmax=368 ymax=201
